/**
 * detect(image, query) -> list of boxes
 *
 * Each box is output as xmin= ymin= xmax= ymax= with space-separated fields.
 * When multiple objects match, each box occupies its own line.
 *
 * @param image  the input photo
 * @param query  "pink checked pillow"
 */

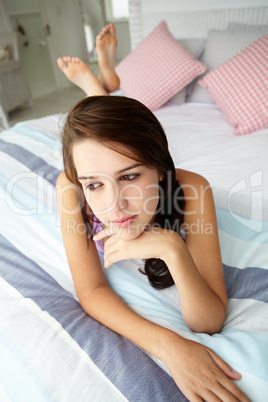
xmin=199 ymin=34 xmax=268 ymax=135
xmin=115 ymin=21 xmax=206 ymax=111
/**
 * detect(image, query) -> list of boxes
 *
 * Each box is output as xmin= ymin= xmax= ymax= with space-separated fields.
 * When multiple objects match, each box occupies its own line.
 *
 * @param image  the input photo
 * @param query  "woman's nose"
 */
xmin=113 ymin=194 xmax=128 ymax=212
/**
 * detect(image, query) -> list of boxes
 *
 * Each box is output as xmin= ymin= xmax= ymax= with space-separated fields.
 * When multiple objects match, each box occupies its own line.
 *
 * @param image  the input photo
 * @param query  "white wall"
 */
xmin=3 ymin=0 xmax=88 ymax=92
xmin=5 ymin=0 xmax=39 ymax=14
xmin=40 ymin=0 xmax=88 ymax=88
xmin=81 ymin=0 xmax=105 ymax=40
xmin=81 ymin=0 xmax=131 ymax=61
xmin=142 ymin=0 xmax=268 ymax=12
xmin=0 ymin=0 xmax=13 ymax=33
xmin=113 ymin=20 xmax=131 ymax=61
xmin=3 ymin=0 xmax=57 ymax=98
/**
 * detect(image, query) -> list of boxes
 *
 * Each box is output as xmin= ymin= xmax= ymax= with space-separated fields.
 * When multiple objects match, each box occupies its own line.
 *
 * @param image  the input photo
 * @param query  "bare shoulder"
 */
xmin=56 ymin=170 xmax=82 ymax=215
xmin=175 ymin=168 xmax=210 ymax=191
xmin=56 ymin=170 xmax=72 ymax=185
xmin=56 ymin=173 xmax=107 ymax=300
xmin=175 ymin=169 xmax=214 ymax=216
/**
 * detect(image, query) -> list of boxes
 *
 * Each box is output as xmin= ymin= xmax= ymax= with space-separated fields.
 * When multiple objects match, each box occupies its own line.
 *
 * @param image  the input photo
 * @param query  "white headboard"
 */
xmin=128 ymin=0 xmax=268 ymax=49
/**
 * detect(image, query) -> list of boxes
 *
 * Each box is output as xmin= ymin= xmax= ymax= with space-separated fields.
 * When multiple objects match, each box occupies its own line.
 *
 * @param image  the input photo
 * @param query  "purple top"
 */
xmin=92 ymin=218 xmax=104 ymax=253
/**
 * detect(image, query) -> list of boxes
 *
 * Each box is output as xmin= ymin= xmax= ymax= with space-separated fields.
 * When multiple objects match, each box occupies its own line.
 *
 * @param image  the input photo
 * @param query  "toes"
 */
xmin=103 ymin=25 xmax=109 ymax=34
xmin=63 ymin=56 xmax=70 ymax=64
xmin=96 ymin=32 xmax=103 ymax=41
xmin=98 ymin=23 xmax=115 ymax=39
xmin=63 ymin=56 xmax=72 ymax=65
xmin=96 ymin=23 xmax=117 ymax=47
xmin=109 ymin=23 xmax=116 ymax=35
xmin=57 ymin=56 xmax=82 ymax=70
xmin=57 ymin=57 xmax=67 ymax=70
xmin=99 ymin=25 xmax=108 ymax=37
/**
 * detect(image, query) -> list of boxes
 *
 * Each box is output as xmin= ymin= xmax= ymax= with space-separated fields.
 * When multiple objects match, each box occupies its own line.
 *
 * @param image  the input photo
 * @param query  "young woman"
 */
xmin=56 ymin=24 xmax=249 ymax=401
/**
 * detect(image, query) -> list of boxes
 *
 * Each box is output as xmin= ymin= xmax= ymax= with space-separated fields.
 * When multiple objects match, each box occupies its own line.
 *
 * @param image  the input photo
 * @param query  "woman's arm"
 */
xmin=171 ymin=169 xmax=227 ymax=333
xmin=96 ymin=170 xmax=227 ymax=334
xmin=56 ymin=171 xmax=177 ymax=354
xmin=56 ymin=171 xmax=248 ymax=401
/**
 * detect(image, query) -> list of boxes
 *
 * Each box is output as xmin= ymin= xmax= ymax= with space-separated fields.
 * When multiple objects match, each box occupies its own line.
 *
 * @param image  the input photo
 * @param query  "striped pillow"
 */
xmin=115 ymin=21 xmax=206 ymax=111
xmin=199 ymin=34 xmax=268 ymax=135
xmin=188 ymin=24 xmax=268 ymax=104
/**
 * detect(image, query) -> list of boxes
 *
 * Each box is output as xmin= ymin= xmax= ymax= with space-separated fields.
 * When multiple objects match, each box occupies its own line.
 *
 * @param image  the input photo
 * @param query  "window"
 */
xmin=105 ymin=0 xmax=129 ymax=20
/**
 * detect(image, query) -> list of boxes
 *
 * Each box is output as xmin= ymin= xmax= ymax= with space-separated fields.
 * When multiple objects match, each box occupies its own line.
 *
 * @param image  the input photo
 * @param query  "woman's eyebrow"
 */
xmin=78 ymin=163 xmax=142 ymax=181
xmin=116 ymin=163 xmax=142 ymax=175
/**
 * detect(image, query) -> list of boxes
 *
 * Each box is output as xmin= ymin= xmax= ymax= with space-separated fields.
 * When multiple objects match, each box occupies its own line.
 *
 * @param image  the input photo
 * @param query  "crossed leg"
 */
xmin=57 ymin=23 xmax=120 ymax=97
xmin=96 ymin=23 xmax=120 ymax=93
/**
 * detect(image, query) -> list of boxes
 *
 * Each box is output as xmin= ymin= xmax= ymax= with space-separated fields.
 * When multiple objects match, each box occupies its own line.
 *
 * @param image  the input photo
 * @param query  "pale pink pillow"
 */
xmin=199 ymin=34 xmax=268 ymax=135
xmin=115 ymin=21 xmax=206 ymax=111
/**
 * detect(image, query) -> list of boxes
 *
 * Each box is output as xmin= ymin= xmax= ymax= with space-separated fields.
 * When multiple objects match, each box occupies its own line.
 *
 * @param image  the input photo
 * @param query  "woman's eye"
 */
xmin=86 ymin=183 xmax=102 ymax=191
xmin=120 ymin=174 xmax=139 ymax=181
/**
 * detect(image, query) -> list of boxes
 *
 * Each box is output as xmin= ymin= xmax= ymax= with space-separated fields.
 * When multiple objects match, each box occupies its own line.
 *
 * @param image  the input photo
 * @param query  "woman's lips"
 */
xmin=111 ymin=215 xmax=137 ymax=228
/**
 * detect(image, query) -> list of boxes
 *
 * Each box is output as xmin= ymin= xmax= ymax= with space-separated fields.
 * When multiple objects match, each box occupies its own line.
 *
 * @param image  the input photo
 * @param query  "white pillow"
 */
xmin=188 ymin=23 xmax=268 ymax=103
xmin=168 ymin=38 xmax=206 ymax=105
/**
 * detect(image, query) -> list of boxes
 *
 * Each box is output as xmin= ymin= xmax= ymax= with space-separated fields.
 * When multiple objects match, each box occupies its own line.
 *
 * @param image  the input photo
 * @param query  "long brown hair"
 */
xmin=62 ymin=95 xmax=185 ymax=289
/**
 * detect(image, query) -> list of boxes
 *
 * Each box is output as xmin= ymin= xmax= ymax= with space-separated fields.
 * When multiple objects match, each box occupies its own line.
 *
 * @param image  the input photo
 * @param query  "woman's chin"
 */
xmin=112 ymin=225 xmax=144 ymax=240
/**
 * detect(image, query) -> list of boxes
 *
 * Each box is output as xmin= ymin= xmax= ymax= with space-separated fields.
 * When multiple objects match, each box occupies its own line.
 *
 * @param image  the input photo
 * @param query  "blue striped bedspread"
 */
xmin=0 ymin=117 xmax=267 ymax=401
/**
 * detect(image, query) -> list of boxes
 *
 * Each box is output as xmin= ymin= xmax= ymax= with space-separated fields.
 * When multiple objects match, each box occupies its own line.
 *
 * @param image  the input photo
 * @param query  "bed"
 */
xmin=1 ymin=1 xmax=268 ymax=401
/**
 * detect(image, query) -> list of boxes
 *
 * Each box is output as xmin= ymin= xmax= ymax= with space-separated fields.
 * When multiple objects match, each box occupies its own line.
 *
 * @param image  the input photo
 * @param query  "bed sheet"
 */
xmin=0 ymin=107 xmax=268 ymax=401
xmin=154 ymin=102 xmax=268 ymax=216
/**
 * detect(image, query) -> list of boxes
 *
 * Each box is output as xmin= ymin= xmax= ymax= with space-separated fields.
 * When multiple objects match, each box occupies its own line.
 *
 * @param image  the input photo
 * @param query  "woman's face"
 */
xmin=72 ymin=139 xmax=162 ymax=240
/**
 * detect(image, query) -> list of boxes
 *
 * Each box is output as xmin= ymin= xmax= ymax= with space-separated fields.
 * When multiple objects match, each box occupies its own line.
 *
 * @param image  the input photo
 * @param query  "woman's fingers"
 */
xmin=93 ymin=227 xmax=114 ymax=241
xmin=166 ymin=340 xmax=250 ymax=402
xmin=207 ymin=349 xmax=250 ymax=402
xmin=208 ymin=348 xmax=241 ymax=380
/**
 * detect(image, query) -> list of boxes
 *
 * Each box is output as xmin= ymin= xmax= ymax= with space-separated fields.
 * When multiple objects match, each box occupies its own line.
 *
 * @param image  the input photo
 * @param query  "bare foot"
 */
xmin=96 ymin=23 xmax=120 ymax=93
xmin=57 ymin=56 xmax=107 ymax=97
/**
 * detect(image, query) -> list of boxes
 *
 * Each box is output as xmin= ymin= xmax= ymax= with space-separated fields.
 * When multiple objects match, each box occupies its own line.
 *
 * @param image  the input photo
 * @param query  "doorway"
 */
xmin=8 ymin=9 xmax=57 ymax=99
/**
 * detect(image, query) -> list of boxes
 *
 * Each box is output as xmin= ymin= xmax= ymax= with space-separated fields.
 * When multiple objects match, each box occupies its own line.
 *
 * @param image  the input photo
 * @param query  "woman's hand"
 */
xmin=93 ymin=227 xmax=180 ymax=268
xmin=162 ymin=336 xmax=250 ymax=402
